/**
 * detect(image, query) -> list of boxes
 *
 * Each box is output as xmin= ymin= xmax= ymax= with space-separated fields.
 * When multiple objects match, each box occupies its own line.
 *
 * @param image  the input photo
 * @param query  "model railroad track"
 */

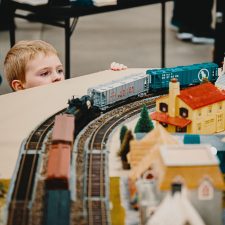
xmin=86 ymin=99 xmax=156 ymax=225
xmin=87 ymin=123 xmax=107 ymax=225
xmin=25 ymin=109 xmax=66 ymax=150
xmin=7 ymin=109 xmax=66 ymax=225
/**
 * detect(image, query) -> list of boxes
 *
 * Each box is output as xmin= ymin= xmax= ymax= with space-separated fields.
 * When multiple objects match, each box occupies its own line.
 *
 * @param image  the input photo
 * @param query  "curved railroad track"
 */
xmin=84 ymin=97 xmax=157 ymax=225
xmin=7 ymin=109 xmax=65 ymax=225
xmin=7 ymin=95 xmax=159 ymax=225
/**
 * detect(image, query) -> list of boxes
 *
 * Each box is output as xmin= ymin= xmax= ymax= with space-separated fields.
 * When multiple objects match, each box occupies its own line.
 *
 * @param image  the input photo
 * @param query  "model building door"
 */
xmin=216 ymin=113 xmax=224 ymax=132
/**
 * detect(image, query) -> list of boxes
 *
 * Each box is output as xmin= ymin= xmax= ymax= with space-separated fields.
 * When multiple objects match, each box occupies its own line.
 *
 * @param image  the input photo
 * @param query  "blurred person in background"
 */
xmin=214 ymin=0 xmax=225 ymax=66
xmin=171 ymin=0 xmax=214 ymax=44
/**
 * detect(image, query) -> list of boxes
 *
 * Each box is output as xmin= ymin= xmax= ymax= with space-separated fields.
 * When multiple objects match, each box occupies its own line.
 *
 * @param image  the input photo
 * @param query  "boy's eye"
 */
xmin=57 ymin=68 xmax=64 ymax=74
xmin=40 ymin=71 xmax=50 ymax=77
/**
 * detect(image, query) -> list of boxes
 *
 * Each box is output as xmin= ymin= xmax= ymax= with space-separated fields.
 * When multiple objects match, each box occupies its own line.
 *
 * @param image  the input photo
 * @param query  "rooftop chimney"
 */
xmin=168 ymin=78 xmax=180 ymax=117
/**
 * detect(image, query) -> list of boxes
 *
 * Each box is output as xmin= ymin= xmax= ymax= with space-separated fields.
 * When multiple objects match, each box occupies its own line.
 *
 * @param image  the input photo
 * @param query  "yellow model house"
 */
xmin=151 ymin=79 xmax=225 ymax=134
xmin=129 ymin=145 xmax=225 ymax=225
xmin=154 ymin=145 xmax=225 ymax=225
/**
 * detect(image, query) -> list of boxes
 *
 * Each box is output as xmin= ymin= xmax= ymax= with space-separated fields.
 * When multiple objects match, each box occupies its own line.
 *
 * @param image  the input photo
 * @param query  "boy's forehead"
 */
xmin=29 ymin=52 xmax=57 ymax=61
xmin=26 ymin=52 xmax=62 ymax=70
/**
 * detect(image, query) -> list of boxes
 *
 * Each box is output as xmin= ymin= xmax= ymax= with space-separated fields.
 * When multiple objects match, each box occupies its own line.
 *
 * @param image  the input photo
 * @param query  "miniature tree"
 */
xmin=119 ymin=130 xmax=133 ymax=169
xmin=134 ymin=104 xmax=154 ymax=133
xmin=119 ymin=125 xmax=128 ymax=144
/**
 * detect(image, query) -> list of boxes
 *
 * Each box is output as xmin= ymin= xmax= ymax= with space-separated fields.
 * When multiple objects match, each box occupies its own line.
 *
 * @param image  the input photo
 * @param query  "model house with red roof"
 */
xmin=151 ymin=79 xmax=225 ymax=134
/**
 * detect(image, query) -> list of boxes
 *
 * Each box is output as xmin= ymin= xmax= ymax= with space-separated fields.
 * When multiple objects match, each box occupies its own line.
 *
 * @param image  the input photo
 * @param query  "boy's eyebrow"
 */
xmin=37 ymin=64 xmax=63 ymax=70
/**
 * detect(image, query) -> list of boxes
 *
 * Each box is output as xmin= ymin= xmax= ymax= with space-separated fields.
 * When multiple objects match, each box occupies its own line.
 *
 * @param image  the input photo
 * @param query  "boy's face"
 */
xmin=22 ymin=53 xmax=65 ymax=89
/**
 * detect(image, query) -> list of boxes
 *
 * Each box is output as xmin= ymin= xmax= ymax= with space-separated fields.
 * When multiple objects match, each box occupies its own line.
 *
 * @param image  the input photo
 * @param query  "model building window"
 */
xmin=218 ymin=102 xmax=222 ymax=110
xmin=159 ymin=103 xmax=168 ymax=112
xmin=204 ymin=119 xmax=214 ymax=128
xmin=160 ymin=122 xmax=168 ymax=128
xmin=198 ymin=179 xmax=214 ymax=200
xmin=204 ymin=119 xmax=210 ymax=126
xmin=197 ymin=123 xmax=201 ymax=131
xmin=142 ymin=169 xmax=154 ymax=180
xmin=179 ymin=107 xmax=188 ymax=118
xmin=208 ymin=105 xmax=212 ymax=114
xmin=176 ymin=126 xmax=187 ymax=132
xmin=217 ymin=114 xmax=223 ymax=122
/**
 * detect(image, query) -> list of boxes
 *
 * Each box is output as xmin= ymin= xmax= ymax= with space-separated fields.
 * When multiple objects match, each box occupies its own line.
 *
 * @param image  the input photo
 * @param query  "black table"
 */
xmin=214 ymin=0 xmax=225 ymax=67
xmin=8 ymin=0 xmax=171 ymax=79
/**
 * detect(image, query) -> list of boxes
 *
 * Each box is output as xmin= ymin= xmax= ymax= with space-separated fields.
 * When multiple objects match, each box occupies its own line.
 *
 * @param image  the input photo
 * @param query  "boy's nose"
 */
xmin=52 ymin=72 xmax=62 ymax=82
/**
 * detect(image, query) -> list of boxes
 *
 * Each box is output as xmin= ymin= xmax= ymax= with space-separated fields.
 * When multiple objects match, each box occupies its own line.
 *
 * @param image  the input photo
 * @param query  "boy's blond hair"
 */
xmin=4 ymin=40 xmax=58 ymax=89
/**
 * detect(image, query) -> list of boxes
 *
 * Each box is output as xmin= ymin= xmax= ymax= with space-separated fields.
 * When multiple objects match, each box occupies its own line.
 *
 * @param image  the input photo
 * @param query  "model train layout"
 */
xmin=4 ymin=61 xmax=225 ymax=225
xmin=88 ymin=62 xmax=218 ymax=110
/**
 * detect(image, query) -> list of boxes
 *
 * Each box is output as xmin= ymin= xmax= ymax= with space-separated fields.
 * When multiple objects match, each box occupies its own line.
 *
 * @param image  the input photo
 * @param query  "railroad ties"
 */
xmin=85 ymin=121 xmax=110 ymax=225
xmin=6 ymin=96 xmax=157 ymax=225
xmin=86 ymin=151 xmax=107 ymax=225
xmin=83 ymin=97 xmax=157 ymax=225
xmin=7 ymin=110 xmax=65 ymax=225
xmin=85 ymin=111 xmax=140 ymax=225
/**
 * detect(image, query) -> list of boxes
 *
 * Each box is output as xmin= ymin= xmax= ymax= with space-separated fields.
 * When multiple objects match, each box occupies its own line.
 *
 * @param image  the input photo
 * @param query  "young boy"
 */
xmin=4 ymin=40 xmax=127 ymax=91
xmin=4 ymin=40 xmax=64 ymax=91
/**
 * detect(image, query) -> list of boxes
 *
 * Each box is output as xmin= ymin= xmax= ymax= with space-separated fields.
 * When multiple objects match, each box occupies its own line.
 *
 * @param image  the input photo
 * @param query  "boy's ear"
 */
xmin=11 ymin=80 xmax=25 ymax=91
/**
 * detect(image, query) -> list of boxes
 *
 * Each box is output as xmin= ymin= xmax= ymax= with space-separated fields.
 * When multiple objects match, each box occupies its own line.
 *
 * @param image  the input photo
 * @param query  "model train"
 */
xmin=86 ymin=62 xmax=218 ymax=111
xmin=44 ymin=114 xmax=75 ymax=225
xmin=46 ymin=114 xmax=74 ymax=189
xmin=65 ymin=95 xmax=101 ymax=136
xmin=64 ymin=62 xmax=219 ymax=137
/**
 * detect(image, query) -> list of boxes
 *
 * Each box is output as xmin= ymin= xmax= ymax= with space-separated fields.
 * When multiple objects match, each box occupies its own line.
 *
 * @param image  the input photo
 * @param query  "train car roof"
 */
xmin=88 ymin=72 xmax=147 ymax=93
xmin=147 ymin=62 xmax=218 ymax=75
xmin=52 ymin=114 xmax=75 ymax=142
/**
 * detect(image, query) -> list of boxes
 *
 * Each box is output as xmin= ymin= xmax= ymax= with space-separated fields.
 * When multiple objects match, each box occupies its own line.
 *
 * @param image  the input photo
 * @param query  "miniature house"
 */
xmin=136 ymin=179 xmax=159 ymax=225
xmin=128 ymin=123 xmax=180 ymax=168
xmin=127 ymin=125 xmax=181 ymax=216
xmin=174 ymin=133 xmax=225 ymax=173
xmin=151 ymin=79 xmax=225 ymax=134
xmin=129 ymin=144 xmax=225 ymax=225
xmin=146 ymin=184 xmax=205 ymax=225
xmin=152 ymin=145 xmax=225 ymax=225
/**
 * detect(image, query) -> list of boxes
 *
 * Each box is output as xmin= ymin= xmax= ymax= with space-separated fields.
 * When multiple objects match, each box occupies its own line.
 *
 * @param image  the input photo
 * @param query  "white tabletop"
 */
xmin=0 ymin=68 xmax=146 ymax=178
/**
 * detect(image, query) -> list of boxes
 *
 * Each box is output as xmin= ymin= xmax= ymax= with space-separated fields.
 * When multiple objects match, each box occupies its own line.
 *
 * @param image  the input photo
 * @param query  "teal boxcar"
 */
xmin=44 ymin=190 xmax=70 ymax=225
xmin=147 ymin=62 xmax=218 ymax=92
